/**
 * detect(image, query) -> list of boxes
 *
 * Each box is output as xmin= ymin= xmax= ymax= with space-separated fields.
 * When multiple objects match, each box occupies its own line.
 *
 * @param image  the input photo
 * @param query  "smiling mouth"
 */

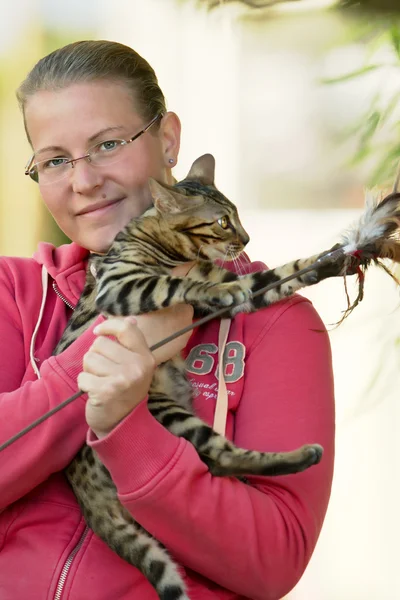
xmin=77 ymin=198 xmax=124 ymax=216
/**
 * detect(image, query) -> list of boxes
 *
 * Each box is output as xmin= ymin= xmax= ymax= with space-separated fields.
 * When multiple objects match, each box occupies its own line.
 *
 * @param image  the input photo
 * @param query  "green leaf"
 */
xmin=358 ymin=110 xmax=381 ymax=148
xmin=319 ymin=64 xmax=384 ymax=84
xmin=349 ymin=145 xmax=375 ymax=166
xmin=380 ymin=91 xmax=400 ymax=123
xmin=368 ymin=146 xmax=400 ymax=186
xmin=390 ymin=25 xmax=400 ymax=59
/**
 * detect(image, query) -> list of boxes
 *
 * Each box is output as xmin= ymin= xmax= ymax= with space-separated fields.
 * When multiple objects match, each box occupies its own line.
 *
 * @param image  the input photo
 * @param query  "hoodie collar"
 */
xmin=33 ymin=242 xmax=89 ymax=305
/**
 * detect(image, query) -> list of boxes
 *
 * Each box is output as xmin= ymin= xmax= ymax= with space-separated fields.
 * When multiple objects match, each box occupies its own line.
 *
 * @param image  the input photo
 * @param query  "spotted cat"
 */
xmin=55 ymin=154 xmax=343 ymax=600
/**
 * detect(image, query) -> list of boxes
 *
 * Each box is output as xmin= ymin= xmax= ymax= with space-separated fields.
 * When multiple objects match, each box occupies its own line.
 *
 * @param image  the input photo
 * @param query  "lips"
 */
xmin=77 ymin=198 xmax=123 ymax=216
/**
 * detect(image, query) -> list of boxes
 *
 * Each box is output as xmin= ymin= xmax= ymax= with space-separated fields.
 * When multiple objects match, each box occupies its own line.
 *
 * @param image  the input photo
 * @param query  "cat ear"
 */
xmin=185 ymin=154 xmax=215 ymax=185
xmin=148 ymin=178 xmax=187 ymax=214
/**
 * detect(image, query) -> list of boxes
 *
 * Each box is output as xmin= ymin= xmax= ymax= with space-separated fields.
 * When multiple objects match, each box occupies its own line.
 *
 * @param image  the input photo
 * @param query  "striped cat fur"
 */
xmin=54 ymin=154 xmax=354 ymax=600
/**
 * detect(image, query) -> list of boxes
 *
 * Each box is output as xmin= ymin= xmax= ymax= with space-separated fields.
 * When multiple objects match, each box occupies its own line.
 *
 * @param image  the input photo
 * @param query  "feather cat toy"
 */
xmin=321 ymin=186 xmax=400 ymax=320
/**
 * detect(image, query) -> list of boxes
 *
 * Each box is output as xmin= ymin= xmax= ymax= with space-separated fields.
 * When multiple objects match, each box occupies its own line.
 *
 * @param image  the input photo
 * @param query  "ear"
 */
xmin=159 ymin=112 xmax=181 ymax=168
xmin=186 ymin=154 xmax=215 ymax=185
xmin=148 ymin=178 xmax=187 ymax=214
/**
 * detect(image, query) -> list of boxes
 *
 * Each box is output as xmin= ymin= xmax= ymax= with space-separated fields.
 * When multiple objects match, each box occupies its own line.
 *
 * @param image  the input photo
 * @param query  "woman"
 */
xmin=0 ymin=40 xmax=335 ymax=600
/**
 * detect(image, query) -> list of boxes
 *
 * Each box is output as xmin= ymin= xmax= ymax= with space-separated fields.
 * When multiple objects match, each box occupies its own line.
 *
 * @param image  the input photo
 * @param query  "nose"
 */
xmin=242 ymin=232 xmax=250 ymax=246
xmin=239 ymin=228 xmax=250 ymax=247
xmin=70 ymin=158 xmax=104 ymax=194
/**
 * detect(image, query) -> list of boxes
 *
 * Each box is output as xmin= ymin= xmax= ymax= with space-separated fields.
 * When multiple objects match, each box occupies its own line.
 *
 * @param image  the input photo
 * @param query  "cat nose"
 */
xmin=241 ymin=232 xmax=250 ymax=246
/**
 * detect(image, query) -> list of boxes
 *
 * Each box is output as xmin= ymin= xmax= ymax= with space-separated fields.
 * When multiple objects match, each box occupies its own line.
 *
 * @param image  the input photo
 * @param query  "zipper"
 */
xmin=52 ymin=281 xmax=75 ymax=311
xmin=53 ymin=525 xmax=90 ymax=600
xmin=52 ymin=281 xmax=85 ymax=598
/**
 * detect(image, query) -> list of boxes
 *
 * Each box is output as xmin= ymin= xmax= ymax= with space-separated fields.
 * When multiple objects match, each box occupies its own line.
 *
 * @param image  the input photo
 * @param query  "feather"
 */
xmin=322 ymin=189 xmax=400 ymax=324
xmin=340 ymin=190 xmax=400 ymax=260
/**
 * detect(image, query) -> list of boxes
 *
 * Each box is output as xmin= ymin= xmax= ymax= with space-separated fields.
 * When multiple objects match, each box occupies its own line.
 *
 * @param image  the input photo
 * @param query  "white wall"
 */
xmin=244 ymin=207 xmax=400 ymax=599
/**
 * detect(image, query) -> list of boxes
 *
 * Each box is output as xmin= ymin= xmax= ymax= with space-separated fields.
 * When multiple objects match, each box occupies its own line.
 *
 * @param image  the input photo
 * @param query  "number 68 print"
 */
xmin=185 ymin=342 xmax=246 ymax=383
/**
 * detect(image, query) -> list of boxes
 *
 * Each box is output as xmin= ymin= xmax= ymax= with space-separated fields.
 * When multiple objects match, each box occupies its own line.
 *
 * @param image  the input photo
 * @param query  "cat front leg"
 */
xmin=95 ymin=270 xmax=251 ymax=316
xmin=181 ymin=251 xmax=346 ymax=316
xmin=223 ymin=247 xmax=350 ymax=315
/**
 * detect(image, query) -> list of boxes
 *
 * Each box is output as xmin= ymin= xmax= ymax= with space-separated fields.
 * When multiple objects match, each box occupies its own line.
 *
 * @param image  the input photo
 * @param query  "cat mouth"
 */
xmin=228 ymin=246 xmax=244 ymax=257
xmin=221 ymin=245 xmax=244 ymax=259
xmin=208 ymin=246 xmax=243 ymax=262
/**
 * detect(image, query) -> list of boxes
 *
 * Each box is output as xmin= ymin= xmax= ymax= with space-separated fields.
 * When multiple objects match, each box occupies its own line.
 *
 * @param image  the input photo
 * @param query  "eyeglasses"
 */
xmin=25 ymin=113 xmax=163 ymax=185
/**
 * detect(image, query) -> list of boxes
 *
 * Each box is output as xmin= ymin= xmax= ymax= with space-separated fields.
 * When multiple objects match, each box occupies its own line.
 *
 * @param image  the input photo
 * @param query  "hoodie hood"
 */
xmin=33 ymin=242 xmax=89 ymax=305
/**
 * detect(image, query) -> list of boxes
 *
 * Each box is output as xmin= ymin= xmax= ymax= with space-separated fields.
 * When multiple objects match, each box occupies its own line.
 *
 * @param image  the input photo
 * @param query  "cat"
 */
xmin=54 ymin=154 xmax=345 ymax=600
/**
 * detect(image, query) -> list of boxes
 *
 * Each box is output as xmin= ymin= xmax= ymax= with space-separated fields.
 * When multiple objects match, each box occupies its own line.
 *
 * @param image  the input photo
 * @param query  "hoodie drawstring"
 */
xmin=30 ymin=265 xmax=49 ymax=379
xmin=213 ymin=318 xmax=231 ymax=436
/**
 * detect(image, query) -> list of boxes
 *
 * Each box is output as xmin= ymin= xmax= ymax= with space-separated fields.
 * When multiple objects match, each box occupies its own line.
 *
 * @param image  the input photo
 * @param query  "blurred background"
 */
xmin=1 ymin=0 xmax=399 ymax=598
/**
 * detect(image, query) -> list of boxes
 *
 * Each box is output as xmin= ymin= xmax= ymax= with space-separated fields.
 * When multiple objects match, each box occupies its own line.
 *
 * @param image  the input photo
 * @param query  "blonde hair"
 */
xmin=17 ymin=40 xmax=167 ymax=140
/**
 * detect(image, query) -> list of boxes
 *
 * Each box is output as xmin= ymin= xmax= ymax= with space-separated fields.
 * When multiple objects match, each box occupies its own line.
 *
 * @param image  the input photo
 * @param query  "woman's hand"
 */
xmin=78 ymin=317 xmax=156 ymax=439
xmin=79 ymin=262 xmax=195 ymax=439
xmin=134 ymin=303 xmax=194 ymax=365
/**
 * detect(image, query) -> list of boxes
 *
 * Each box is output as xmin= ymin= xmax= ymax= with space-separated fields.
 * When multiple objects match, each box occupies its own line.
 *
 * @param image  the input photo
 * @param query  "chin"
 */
xmin=81 ymin=235 xmax=113 ymax=254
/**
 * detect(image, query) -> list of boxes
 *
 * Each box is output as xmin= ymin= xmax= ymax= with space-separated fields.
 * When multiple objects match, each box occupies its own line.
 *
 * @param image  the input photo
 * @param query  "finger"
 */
xmin=77 ymin=371 xmax=104 ymax=399
xmin=83 ymin=349 xmax=121 ymax=376
xmin=89 ymin=336 xmax=135 ymax=364
xmin=78 ymin=372 xmax=129 ymax=408
xmin=94 ymin=318 xmax=150 ymax=353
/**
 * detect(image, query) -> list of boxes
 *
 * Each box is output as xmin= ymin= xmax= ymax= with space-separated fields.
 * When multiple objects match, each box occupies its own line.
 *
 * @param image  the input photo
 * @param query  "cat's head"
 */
xmin=147 ymin=154 xmax=250 ymax=262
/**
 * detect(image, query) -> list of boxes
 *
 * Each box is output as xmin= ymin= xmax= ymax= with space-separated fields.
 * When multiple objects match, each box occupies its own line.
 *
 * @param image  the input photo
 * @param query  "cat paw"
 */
xmin=206 ymin=282 xmax=251 ymax=307
xmin=300 ymin=270 xmax=319 ymax=286
xmin=298 ymin=443 xmax=323 ymax=467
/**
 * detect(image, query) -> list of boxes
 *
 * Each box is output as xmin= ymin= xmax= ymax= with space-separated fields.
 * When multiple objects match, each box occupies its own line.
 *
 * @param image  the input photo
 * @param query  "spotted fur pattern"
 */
xmin=55 ymin=155 xmax=344 ymax=599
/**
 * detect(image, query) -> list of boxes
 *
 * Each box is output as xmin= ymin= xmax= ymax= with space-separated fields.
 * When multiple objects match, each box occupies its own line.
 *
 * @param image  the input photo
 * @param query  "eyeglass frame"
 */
xmin=24 ymin=112 xmax=164 ymax=184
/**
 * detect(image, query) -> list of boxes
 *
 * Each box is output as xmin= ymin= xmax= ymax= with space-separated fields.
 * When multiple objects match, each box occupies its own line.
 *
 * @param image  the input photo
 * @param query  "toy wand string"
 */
xmin=3 ymin=158 xmax=400 ymax=454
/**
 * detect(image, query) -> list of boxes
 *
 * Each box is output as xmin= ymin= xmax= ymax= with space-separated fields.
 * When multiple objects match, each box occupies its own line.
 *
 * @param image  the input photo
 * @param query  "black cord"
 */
xmin=0 ymin=246 xmax=344 ymax=453
xmin=0 ymin=391 xmax=84 ymax=452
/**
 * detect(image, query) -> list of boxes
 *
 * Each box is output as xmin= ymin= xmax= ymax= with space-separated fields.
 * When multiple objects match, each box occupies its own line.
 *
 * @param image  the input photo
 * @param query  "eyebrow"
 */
xmin=34 ymin=126 xmax=128 ymax=156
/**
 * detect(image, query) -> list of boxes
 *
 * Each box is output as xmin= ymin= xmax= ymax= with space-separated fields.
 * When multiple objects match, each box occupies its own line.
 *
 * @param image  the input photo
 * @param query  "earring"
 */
xmin=168 ymin=158 xmax=174 ymax=164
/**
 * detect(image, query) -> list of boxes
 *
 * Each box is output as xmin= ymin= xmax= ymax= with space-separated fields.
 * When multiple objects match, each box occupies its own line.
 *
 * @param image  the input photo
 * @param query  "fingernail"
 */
xmin=126 ymin=316 xmax=137 ymax=325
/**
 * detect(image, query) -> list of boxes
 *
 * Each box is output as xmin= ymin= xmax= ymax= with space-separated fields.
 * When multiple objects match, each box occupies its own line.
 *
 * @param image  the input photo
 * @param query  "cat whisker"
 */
xmin=236 ymin=251 xmax=250 ymax=275
xmin=233 ymin=250 xmax=251 ymax=274
xmin=218 ymin=246 xmax=231 ymax=271
xmin=231 ymin=251 xmax=245 ymax=276
xmin=225 ymin=244 xmax=246 ymax=275
xmin=228 ymin=249 xmax=239 ymax=272
xmin=196 ymin=244 xmax=205 ymax=261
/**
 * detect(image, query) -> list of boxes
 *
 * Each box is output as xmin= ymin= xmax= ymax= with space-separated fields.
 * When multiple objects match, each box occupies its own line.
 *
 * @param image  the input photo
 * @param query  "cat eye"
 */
xmin=217 ymin=216 xmax=230 ymax=230
xmin=24 ymin=113 xmax=163 ymax=185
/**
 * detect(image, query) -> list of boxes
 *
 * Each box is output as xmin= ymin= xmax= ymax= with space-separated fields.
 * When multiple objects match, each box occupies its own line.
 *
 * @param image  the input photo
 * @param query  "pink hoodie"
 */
xmin=0 ymin=242 xmax=335 ymax=600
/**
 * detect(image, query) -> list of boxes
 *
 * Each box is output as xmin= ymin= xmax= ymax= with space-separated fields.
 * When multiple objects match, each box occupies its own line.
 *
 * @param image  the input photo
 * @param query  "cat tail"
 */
xmin=77 ymin=495 xmax=190 ymax=600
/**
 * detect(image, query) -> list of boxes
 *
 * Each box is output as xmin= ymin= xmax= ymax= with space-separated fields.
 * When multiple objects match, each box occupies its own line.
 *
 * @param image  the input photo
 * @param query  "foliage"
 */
xmin=321 ymin=22 xmax=400 ymax=187
xmin=184 ymin=0 xmax=323 ymax=10
xmin=190 ymin=0 xmax=400 ymax=11
xmin=338 ymin=0 xmax=400 ymax=13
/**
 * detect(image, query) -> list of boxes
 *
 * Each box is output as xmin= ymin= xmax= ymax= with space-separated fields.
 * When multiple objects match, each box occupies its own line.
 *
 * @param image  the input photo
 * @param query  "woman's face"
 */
xmin=24 ymin=81 xmax=180 ymax=252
